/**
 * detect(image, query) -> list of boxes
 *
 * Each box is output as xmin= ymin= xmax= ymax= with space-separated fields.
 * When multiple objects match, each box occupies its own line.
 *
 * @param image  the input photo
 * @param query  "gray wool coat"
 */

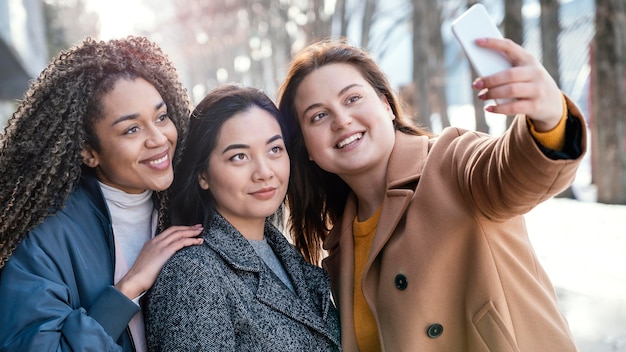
xmin=144 ymin=213 xmax=341 ymax=352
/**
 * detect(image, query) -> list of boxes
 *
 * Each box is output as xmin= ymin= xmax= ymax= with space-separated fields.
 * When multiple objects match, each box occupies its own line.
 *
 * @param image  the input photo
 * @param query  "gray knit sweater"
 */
xmin=144 ymin=214 xmax=341 ymax=351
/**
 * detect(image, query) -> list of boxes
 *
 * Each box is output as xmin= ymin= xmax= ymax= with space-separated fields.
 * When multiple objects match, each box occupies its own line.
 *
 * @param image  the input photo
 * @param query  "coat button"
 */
xmin=427 ymin=323 xmax=443 ymax=338
xmin=394 ymin=274 xmax=408 ymax=290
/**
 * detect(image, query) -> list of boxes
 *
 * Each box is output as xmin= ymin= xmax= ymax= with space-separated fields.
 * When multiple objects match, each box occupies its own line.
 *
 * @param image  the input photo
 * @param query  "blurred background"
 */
xmin=1 ymin=0 xmax=625 ymax=350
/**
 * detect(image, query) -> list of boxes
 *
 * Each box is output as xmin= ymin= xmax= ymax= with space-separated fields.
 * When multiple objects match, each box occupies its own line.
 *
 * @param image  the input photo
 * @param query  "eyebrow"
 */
xmin=301 ymin=83 xmax=363 ymax=118
xmin=111 ymin=101 xmax=166 ymax=126
xmin=221 ymin=134 xmax=284 ymax=154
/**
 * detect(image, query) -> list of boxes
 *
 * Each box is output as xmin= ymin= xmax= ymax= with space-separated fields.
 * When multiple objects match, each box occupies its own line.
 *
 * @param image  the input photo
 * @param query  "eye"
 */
xmin=346 ymin=94 xmax=362 ymax=104
xmin=311 ymin=111 xmax=327 ymax=122
xmin=124 ymin=125 xmax=140 ymax=135
xmin=229 ymin=153 xmax=248 ymax=162
xmin=269 ymin=145 xmax=284 ymax=155
xmin=156 ymin=113 xmax=169 ymax=123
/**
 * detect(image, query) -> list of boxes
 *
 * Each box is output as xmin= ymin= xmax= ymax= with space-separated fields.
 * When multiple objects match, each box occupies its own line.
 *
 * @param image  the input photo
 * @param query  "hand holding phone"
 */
xmin=452 ymin=4 xmax=513 ymax=104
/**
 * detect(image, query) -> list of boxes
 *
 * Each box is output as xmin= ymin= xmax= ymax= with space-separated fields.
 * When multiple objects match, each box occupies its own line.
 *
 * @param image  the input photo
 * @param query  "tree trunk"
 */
xmin=472 ymin=66 xmax=490 ymax=133
xmin=427 ymin=1 xmax=450 ymax=129
xmin=504 ymin=0 xmax=524 ymax=128
xmin=592 ymin=0 xmax=626 ymax=204
xmin=539 ymin=0 xmax=561 ymax=84
xmin=336 ymin=0 xmax=349 ymax=38
xmin=466 ymin=0 xmax=489 ymax=133
xmin=361 ymin=0 xmax=376 ymax=50
xmin=308 ymin=0 xmax=331 ymax=41
xmin=539 ymin=0 xmax=574 ymax=199
xmin=412 ymin=0 xmax=432 ymax=130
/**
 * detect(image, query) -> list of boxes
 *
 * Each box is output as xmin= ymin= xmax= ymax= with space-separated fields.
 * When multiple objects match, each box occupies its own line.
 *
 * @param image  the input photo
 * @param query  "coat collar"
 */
xmin=370 ymin=131 xmax=429 ymax=262
xmin=324 ymin=131 xmax=430 ymax=251
xmin=204 ymin=213 xmax=340 ymax=346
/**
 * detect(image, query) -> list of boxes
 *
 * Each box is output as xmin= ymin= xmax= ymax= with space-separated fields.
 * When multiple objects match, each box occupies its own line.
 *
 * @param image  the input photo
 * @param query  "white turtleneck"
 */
xmin=99 ymin=182 xmax=155 ymax=352
xmin=99 ymin=182 xmax=154 ymax=271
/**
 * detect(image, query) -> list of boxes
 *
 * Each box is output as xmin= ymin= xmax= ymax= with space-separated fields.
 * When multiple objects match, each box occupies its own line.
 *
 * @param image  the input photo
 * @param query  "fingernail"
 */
xmin=472 ymin=79 xmax=484 ymax=89
xmin=475 ymin=38 xmax=487 ymax=44
xmin=485 ymin=105 xmax=495 ymax=112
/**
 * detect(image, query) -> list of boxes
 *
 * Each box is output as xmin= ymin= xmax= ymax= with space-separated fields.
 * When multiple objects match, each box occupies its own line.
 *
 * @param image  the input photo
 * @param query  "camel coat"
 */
xmin=322 ymin=99 xmax=586 ymax=352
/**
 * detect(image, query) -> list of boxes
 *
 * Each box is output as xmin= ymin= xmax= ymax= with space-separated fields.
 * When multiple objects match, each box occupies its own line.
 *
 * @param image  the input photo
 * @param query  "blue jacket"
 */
xmin=0 ymin=175 xmax=140 ymax=351
xmin=144 ymin=213 xmax=341 ymax=351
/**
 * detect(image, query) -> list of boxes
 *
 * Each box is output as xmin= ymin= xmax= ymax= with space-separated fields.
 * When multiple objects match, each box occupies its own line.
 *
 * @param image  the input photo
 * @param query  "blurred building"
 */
xmin=0 ymin=0 xmax=48 ymax=125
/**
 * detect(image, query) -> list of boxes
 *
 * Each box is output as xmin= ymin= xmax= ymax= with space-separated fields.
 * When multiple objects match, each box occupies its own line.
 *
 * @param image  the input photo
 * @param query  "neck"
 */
xmin=220 ymin=213 xmax=266 ymax=241
xmin=342 ymin=171 xmax=386 ymax=221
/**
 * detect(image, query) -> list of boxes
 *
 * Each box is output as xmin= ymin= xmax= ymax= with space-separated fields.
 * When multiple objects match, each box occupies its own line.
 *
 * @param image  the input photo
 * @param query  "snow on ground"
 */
xmin=444 ymin=105 xmax=626 ymax=351
xmin=526 ymin=194 xmax=626 ymax=352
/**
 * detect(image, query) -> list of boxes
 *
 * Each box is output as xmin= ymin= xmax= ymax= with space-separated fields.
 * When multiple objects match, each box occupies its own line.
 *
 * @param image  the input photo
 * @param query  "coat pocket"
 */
xmin=472 ymin=301 xmax=520 ymax=352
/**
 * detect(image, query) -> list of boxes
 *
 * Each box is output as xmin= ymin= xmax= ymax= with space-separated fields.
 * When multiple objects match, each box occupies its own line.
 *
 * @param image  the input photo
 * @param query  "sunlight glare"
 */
xmin=85 ymin=0 xmax=155 ymax=40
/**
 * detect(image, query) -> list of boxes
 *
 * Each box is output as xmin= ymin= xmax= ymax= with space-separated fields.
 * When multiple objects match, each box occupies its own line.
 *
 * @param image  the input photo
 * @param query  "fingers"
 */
xmin=153 ymin=224 xmax=204 ymax=250
xmin=474 ymin=37 xmax=532 ymax=66
xmin=116 ymin=225 xmax=204 ymax=299
xmin=471 ymin=38 xmax=563 ymax=124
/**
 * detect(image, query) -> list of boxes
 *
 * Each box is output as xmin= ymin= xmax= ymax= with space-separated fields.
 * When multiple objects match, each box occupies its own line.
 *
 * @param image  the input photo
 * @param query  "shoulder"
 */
xmin=429 ymin=125 xmax=490 ymax=149
xmin=24 ymin=184 xmax=105 ymax=247
xmin=148 ymin=243 xmax=233 ymax=310
xmin=163 ymin=242 xmax=221 ymax=272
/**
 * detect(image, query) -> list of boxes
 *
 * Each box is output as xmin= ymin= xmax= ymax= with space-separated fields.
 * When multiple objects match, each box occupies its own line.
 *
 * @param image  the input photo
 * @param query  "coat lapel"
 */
xmin=259 ymin=224 xmax=337 ymax=342
xmin=365 ymin=132 xmax=430 ymax=273
xmin=206 ymin=214 xmax=338 ymax=345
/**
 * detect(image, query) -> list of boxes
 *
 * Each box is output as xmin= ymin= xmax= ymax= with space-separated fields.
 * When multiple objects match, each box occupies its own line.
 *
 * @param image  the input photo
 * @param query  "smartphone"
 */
xmin=451 ymin=4 xmax=513 ymax=103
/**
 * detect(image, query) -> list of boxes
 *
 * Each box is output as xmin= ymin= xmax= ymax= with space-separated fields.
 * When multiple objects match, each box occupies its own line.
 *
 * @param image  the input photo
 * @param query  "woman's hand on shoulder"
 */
xmin=115 ymin=224 xmax=204 ymax=299
xmin=472 ymin=37 xmax=564 ymax=132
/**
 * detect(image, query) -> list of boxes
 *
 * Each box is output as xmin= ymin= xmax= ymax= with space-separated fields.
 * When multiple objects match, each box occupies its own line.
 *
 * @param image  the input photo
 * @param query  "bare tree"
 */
xmin=540 ymin=0 xmax=561 ymax=84
xmin=334 ymin=0 xmax=349 ymax=38
xmin=592 ymin=0 xmax=626 ymax=204
xmin=503 ymin=0 xmax=524 ymax=128
xmin=361 ymin=0 xmax=376 ymax=49
xmin=466 ymin=0 xmax=489 ymax=133
xmin=412 ymin=0 xmax=432 ymax=130
xmin=427 ymin=0 xmax=450 ymax=129
xmin=539 ymin=0 xmax=575 ymax=199
xmin=305 ymin=0 xmax=332 ymax=42
xmin=43 ymin=0 xmax=98 ymax=58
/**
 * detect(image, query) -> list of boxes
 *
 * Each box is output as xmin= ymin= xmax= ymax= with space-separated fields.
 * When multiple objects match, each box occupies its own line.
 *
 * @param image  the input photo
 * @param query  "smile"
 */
xmin=336 ymin=133 xmax=363 ymax=149
xmin=148 ymin=154 xmax=169 ymax=165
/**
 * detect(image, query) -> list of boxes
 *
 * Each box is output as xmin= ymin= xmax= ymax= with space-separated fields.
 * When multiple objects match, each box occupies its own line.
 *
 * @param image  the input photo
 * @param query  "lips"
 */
xmin=143 ymin=150 xmax=171 ymax=170
xmin=250 ymin=187 xmax=277 ymax=200
xmin=335 ymin=132 xmax=363 ymax=149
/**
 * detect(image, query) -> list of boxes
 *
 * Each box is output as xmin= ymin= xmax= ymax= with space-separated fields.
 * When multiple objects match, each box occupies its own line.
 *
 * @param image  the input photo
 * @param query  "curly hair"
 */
xmin=0 ymin=36 xmax=190 ymax=268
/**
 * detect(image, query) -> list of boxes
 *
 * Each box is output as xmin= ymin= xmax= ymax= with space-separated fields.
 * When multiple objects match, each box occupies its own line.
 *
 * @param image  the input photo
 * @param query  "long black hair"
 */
xmin=167 ymin=84 xmax=287 ymax=228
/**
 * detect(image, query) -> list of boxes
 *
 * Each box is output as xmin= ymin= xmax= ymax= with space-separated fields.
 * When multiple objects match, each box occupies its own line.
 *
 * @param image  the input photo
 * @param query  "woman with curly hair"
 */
xmin=0 ymin=36 xmax=204 ymax=351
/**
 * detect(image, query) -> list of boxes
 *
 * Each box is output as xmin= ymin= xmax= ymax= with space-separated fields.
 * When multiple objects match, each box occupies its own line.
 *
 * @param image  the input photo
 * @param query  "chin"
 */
xmin=153 ymin=179 xmax=174 ymax=192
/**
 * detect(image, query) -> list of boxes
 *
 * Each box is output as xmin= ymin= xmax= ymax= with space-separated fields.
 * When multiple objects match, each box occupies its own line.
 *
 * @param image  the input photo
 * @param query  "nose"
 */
xmin=145 ymin=125 xmax=169 ymax=148
xmin=253 ymin=157 xmax=274 ymax=181
xmin=331 ymin=109 xmax=352 ymax=131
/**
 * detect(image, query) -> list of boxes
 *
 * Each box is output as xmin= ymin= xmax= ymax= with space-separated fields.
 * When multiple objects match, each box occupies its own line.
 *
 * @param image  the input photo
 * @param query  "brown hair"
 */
xmin=277 ymin=38 xmax=430 ymax=264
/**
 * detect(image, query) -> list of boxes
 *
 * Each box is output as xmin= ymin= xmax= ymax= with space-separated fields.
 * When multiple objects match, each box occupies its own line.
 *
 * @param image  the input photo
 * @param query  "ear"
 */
xmin=380 ymin=94 xmax=396 ymax=120
xmin=80 ymin=144 xmax=100 ymax=168
xmin=198 ymin=171 xmax=210 ymax=190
